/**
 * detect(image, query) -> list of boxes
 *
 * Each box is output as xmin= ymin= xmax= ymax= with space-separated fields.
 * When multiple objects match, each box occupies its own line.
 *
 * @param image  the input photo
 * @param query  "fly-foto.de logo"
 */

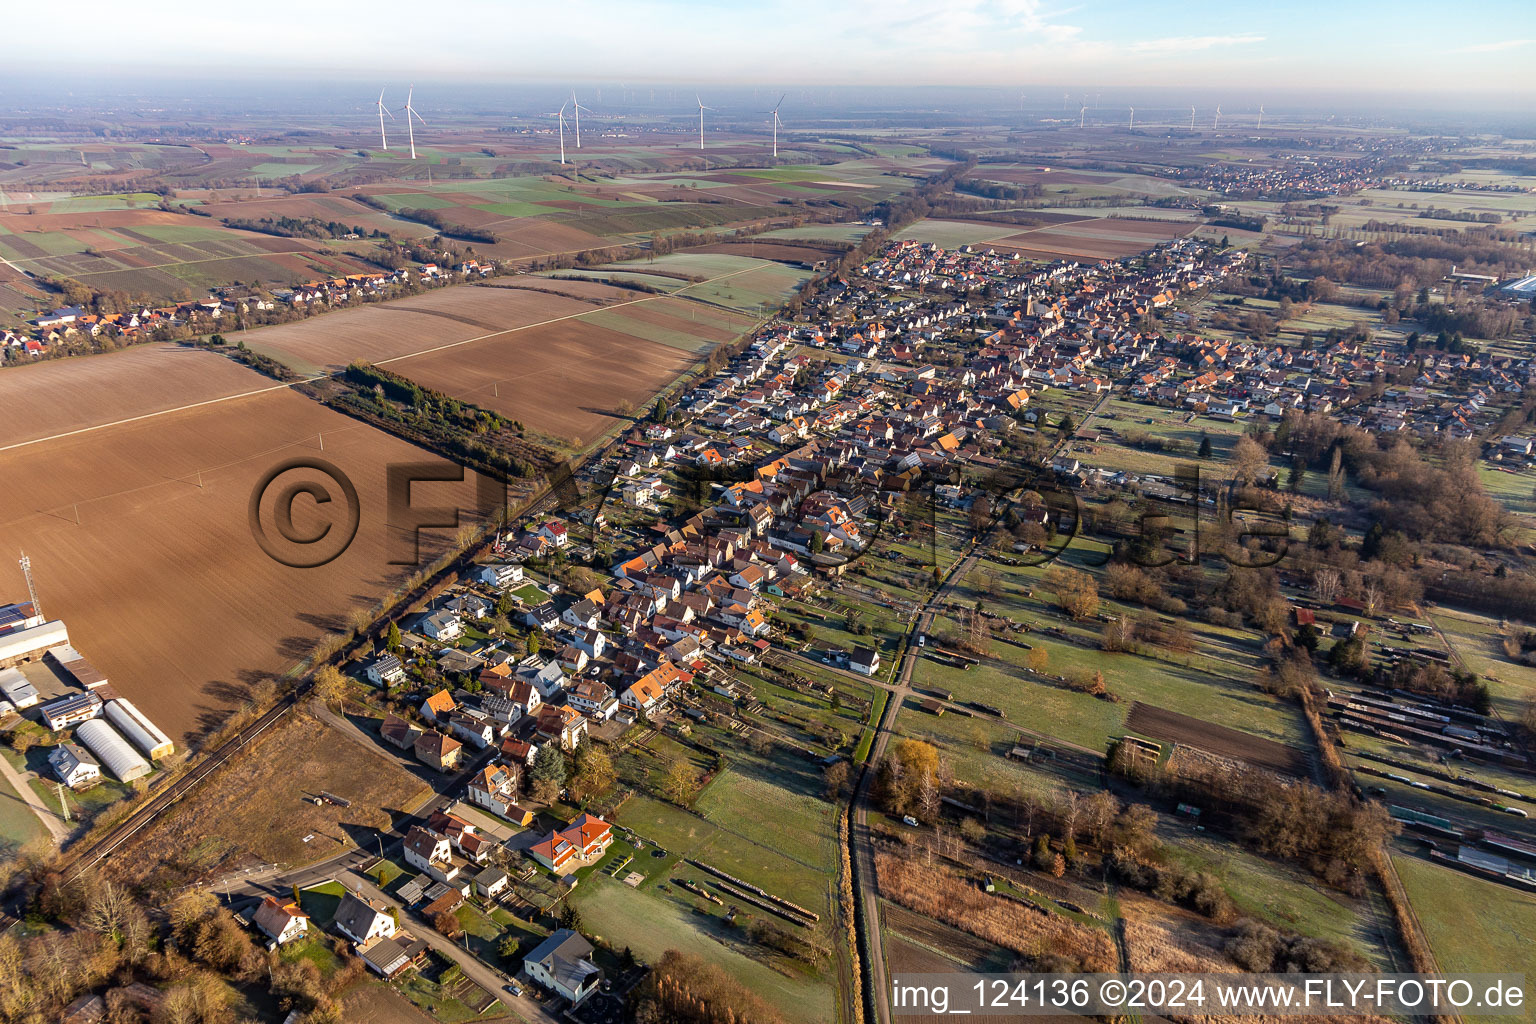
xmin=248 ymin=457 xmax=504 ymax=569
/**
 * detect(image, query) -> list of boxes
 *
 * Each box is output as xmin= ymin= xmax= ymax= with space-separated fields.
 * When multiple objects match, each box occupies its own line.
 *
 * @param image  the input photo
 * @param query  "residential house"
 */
xmin=466 ymin=763 xmax=522 ymax=819
xmin=414 ymin=731 xmax=464 ymax=773
xmin=527 ymin=813 xmax=613 ymax=873
xmin=49 ymin=743 xmax=101 ymax=789
xmin=380 ymin=713 xmax=421 ymax=750
xmin=524 ymin=929 xmax=602 ymax=1004
xmin=849 ymin=645 xmax=881 ymax=677
xmin=363 ymin=654 xmax=405 ymax=687
xmin=333 ymin=892 xmax=396 ymax=945
xmin=420 ymin=610 xmax=464 ymax=642
xmin=562 ymin=599 xmax=602 ymax=631
xmin=447 ymin=708 xmax=497 ymax=749
xmin=40 ymin=691 xmax=103 ymax=731
xmin=534 ymin=704 xmax=588 ymax=751
xmin=422 ymin=689 xmax=456 ymax=723
xmin=252 ymin=896 xmax=309 ymax=946
xmin=567 ymin=679 xmax=617 ymax=721
xmin=403 ymin=826 xmax=462 ymax=884
xmin=478 ymin=563 xmax=525 ymax=589
xmin=473 ymin=865 xmax=509 ymax=899
xmin=524 ymin=602 xmax=561 ymax=632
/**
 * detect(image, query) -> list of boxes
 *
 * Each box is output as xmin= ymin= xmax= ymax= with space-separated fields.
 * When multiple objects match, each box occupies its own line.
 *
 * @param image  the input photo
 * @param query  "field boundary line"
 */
xmin=375 ymin=263 xmax=765 ymax=370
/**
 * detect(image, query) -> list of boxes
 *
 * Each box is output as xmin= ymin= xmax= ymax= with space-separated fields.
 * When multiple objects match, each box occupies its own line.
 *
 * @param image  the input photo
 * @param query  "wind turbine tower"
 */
xmin=696 ymin=94 xmax=715 ymax=150
xmin=1128 ymin=106 xmax=1135 ymax=129
xmin=1213 ymin=104 xmax=1222 ymax=130
xmin=1257 ymin=104 xmax=1265 ymax=130
xmin=555 ymin=101 xmax=569 ymax=164
xmin=768 ymin=93 xmax=786 ymax=158
xmin=572 ymin=92 xmax=593 ymax=148
xmin=1079 ymin=106 xmax=1087 ymax=129
xmin=375 ymin=88 xmax=394 ymax=150
xmin=402 ymin=87 xmax=427 ymax=160
xmin=1190 ymin=106 xmax=1196 ymax=130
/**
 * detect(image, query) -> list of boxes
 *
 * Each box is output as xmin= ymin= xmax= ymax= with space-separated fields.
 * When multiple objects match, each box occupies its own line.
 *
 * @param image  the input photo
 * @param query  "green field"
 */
xmin=0 ymin=770 xmax=47 ymax=861
xmin=760 ymin=223 xmax=873 ymax=243
xmin=574 ymin=755 xmax=840 ymax=1022
xmin=573 ymin=877 xmax=831 ymax=1023
xmin=892 ymin=219 xmax=1020 ymax=247
xmin=1395 ymin=855 xmax=1536 ymax=1024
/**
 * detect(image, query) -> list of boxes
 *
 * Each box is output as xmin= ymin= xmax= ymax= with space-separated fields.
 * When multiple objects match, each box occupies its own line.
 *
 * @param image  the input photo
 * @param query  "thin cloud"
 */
xmin=1128 ymin=34 xmax=1266 ymax=55
xmin=1454 ymin=38 xmax=1533 ymax=52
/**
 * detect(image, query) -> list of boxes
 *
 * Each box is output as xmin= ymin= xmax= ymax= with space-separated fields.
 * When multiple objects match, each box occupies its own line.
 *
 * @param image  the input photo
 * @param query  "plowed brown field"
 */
xmin=0 ymin=380 xmax=478 ymax=745
xmin=0 ymin=344 xmax=276 ymax=446
xmin=386 ymin=317 xmax=695 ymax=443
xmin=243 ymin=282 xmax=622 ymax=374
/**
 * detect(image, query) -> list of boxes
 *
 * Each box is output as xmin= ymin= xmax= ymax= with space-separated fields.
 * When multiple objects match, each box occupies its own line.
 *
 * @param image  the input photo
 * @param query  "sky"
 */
xmin=9 ymin=0 xmax=1535 ymax=102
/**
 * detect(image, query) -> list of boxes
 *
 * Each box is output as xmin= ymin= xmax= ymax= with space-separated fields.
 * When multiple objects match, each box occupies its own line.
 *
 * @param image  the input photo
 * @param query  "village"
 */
xmin=166 ymin=231 xmax=1271 ymax=1012
xmin=14 ymin=224 xmax=1536 ymax=1023
xmin=0 ymin=259 xmax=493 ymax=361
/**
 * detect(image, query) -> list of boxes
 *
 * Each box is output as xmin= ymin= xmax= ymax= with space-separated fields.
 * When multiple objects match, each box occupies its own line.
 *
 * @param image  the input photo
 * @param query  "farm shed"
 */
xmin=75 ymin=719 xmax=151 ymax=782
xmin=47 ymin=644 xmax=109 ymax=689
xmin=105 ymin=698 xmax=175 ymax=759
xmin=0 ymin=619 xmax=69 ymax=668
xmin=0 ymin=667 xmax=39 ymax=709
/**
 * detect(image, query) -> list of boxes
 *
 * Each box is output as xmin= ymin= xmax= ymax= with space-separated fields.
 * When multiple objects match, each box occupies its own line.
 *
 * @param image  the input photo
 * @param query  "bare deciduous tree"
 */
xmin=1312 ymin=567 xmax=1342 ymax=605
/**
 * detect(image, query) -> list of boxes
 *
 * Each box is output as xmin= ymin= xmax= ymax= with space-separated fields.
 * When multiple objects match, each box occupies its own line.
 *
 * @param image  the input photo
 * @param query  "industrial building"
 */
xmin=104 ymin=699 xmax=175 ymax=761
xmin=75 ymin=719 xmax=150 ymax=782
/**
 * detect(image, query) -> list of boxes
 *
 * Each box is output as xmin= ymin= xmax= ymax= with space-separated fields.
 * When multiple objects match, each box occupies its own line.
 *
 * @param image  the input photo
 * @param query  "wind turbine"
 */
xmin=1079 ymin=105 xmax=1086 ymax=129
xmin=375 ymin=88 xmax=395 ymax=150
xmin=1257 ymin=104 xmax=1265 ymax=130
xmin=1128 ymin=106 xmax=1135 ymax=130
xmin=555 ymin=100 xmax=569 ymax=164
xmin=696 ymin=94 xmax=714 ymax=151
xmin=1213 ymin=104 xmax=1222 ymax=130
xmin=571 ymin=92 xmax=594 ymax=148
xmin=767 ymin=93 xmax=786 ymax=158
xmin=1190 ymin=105 xmax=1196 ymax=130
xmin=401 ymin=87 xmax=427 ymax=160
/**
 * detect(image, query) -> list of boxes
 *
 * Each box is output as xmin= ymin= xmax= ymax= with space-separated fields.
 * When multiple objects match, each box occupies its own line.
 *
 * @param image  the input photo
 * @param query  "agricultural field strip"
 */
xmin=19 ymin=247 xmax=323 ymax=275
xmin=0 ymin=262 xmax=765 ymax=456
xmin=372 ymin=263 xmax=766 ymax=370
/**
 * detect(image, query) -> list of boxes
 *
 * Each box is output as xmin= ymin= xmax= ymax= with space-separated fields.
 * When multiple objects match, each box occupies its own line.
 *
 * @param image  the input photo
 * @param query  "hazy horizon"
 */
xmin=5 ymin=0 xmax=1534 ymax=106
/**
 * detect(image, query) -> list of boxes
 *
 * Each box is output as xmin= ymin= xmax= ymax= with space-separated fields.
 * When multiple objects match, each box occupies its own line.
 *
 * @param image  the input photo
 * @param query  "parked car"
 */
xmin=902 ymin=815 xmax=920 ymax=826
xmin=506 ymin=982 xmax=524 ymax=997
